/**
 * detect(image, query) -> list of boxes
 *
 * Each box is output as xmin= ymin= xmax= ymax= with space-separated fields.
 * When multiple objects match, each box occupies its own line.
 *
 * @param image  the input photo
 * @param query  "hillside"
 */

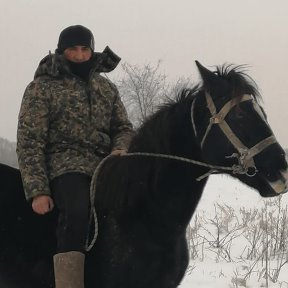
xmin=0 ymin=137 xmax=18 ymax=167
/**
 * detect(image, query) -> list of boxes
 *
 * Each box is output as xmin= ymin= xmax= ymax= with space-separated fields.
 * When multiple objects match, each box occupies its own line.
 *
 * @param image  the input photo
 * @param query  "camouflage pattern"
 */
xmin=17 ymin=48 xmax=134 ymax=201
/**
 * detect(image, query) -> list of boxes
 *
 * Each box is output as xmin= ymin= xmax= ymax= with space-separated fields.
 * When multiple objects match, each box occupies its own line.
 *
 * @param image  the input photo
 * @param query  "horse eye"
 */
xmin=232 ymin=108 xmax=245 ymax=119
xmin=233 ymin=112 xmax=244 ymax=120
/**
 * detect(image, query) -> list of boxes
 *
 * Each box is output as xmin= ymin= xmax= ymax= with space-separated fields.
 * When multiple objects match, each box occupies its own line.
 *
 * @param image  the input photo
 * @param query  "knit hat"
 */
xmin=57 ymin=25 xmax=95 ymax=54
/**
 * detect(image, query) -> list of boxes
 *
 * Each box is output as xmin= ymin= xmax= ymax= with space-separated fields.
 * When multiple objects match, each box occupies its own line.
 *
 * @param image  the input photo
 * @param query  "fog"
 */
xmin=1 ymin=0 xmax=287 ymax=147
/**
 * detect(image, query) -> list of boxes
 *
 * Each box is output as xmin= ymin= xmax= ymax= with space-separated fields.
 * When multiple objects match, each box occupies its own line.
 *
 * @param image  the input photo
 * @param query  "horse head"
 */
xmin=192 ymin=61 xmax=288 ymax=197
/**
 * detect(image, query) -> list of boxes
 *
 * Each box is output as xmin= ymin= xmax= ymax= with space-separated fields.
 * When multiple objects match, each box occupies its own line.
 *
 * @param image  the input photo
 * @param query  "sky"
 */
xmin=1 ymin=0 xmax=288 ymax=148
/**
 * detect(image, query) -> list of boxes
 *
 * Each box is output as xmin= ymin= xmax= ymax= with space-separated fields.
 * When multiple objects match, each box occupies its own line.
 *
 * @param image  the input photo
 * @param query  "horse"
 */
xmin=0 ymin=61 xmax=287 ymax=288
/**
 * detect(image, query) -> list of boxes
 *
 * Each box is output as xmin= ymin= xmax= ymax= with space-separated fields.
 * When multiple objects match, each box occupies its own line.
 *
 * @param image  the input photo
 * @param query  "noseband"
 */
xmin=191 ymin=92 xmax=277 ymax=176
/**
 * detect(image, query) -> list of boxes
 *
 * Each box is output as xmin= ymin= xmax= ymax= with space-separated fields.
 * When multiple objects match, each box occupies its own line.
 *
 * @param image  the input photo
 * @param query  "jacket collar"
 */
xmin=34 ymin=46 xmax=121 ymax=79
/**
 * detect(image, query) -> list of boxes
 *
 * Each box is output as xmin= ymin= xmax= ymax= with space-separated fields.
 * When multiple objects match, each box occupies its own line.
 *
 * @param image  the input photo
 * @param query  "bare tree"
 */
xmin=118 ymin=61 xmax=168 ymax=127
xmin=117 ymin=61 xmax=192 ymax=128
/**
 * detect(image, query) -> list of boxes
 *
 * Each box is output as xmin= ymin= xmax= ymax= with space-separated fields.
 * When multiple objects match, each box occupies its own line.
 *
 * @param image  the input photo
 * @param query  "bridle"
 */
xmin=191 ymin=92 xmax=277 ymax=177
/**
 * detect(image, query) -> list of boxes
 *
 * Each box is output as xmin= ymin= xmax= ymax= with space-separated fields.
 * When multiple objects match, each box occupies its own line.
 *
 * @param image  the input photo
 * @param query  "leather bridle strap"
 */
xmin=202 ymin=93 xmax=251 ymax=149
xmin=197 ymin=92 xmax=277 ymax=176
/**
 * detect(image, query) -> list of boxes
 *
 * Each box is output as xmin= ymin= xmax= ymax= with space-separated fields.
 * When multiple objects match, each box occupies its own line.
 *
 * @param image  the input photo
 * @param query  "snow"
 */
xmin=178 ymin=175 xmax=288 ymax=287
xmin=181 ymin=261 xmax=288 ymax=287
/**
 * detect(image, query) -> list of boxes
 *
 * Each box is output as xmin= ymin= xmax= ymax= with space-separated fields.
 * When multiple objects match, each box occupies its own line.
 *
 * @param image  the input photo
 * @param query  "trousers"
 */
xmin=50 ymin=172 xmax=91 ymax=253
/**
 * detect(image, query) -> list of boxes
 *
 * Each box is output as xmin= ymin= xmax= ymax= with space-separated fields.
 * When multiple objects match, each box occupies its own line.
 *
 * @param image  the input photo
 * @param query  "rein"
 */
xmin=85 ymin=92 xmax=277 ymax=251
xmin=85 ymin=148 xmax=254 ymax=251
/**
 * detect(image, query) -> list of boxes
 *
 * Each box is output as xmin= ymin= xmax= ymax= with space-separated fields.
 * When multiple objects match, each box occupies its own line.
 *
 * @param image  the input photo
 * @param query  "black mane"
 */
xmin=215 ymin=64 xmax=262 ymax=100
xmin=129 ymin=64 xmax=261 ymax=155
xmin=129 ymin=86 xmax=199 ymax=154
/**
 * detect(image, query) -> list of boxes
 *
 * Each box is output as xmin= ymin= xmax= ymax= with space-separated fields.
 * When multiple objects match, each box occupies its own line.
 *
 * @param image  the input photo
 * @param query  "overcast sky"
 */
xmin=1 ymin=0 xmax=288 ymax=148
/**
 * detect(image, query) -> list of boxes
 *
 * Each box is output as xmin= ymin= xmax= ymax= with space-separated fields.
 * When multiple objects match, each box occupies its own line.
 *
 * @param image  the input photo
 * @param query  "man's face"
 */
xmin=63 ymin=45 xmax=92 ymax=63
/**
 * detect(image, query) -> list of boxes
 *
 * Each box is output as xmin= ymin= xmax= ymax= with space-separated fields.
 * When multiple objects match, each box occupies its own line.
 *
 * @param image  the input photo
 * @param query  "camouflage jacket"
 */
xmin=17 ymin=47 xmax=134 ymax=201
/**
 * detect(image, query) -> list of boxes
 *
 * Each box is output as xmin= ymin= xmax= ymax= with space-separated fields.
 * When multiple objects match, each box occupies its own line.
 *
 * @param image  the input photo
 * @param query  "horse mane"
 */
xmin=128 ymin=86 xmax=200 ymax=154
xmin=215 ymin=64 xmax=262 ymax=101
xmin=133 ymin=64 xmax=261 ymax=145
xmin=131 ymin=64 xmax=261 ymax=151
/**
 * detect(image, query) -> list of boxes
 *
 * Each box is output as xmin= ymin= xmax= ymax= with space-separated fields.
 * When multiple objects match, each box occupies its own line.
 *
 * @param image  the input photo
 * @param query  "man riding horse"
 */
xmin=17 ymin=25 xmax=134 ymax=288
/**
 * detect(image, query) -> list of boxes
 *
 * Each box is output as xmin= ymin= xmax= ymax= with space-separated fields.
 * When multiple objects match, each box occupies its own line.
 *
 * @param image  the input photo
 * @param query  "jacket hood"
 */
xmin=34 ymin=46 xmax=121 ymax=79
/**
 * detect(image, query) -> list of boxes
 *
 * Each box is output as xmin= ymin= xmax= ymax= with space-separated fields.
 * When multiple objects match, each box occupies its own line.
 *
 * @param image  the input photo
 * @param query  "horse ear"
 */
xmin=195 ymin=61 xmax=226 ymax=96
xmin=195 ymin=61 xmax=218 ymax=86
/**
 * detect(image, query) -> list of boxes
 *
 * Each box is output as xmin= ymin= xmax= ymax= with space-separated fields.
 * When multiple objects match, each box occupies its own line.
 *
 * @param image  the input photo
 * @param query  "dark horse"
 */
xmin=0 ymin=62 xmax=287 ymax=288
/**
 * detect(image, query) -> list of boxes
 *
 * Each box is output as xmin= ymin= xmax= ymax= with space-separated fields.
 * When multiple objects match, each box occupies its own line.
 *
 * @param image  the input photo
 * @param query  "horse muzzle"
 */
xmin=268 ymin=170 xmax=288 ymax=194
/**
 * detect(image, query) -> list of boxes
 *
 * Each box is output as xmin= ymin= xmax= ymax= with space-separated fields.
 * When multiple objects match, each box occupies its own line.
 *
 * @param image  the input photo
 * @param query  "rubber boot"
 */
xmin=53 ymin=251 xmax=85 ymax=288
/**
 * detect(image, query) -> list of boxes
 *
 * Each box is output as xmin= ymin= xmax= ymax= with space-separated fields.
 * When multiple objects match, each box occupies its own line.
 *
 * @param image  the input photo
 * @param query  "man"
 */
xmin=17 ymin=25 xmax=134 ymax=288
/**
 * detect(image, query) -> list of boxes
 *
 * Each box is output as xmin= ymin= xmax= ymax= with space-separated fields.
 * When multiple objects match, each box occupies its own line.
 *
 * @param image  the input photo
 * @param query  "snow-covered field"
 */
xmin=179 ymin=175 xmax=288 ymax=287
xmin=181 ymin=261 xmax=288 ymax=287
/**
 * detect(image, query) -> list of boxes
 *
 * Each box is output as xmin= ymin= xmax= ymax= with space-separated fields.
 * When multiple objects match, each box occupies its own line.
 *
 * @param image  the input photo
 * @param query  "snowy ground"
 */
xmin=178 ymin=175 xmax=288 ymax=287
xmin=180 ymin=261 xmax=288 ymax=288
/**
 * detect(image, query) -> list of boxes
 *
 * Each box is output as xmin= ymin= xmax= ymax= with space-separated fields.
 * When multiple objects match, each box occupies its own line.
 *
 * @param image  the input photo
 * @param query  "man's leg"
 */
xmin=51 ymin=173 xmax=91 ymax=288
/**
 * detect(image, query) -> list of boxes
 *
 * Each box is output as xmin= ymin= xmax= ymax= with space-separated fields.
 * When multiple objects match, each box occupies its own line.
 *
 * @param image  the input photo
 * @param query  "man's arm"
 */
xmin=17 ymin=81 xmax=51 ymax=202
xmin=110 ymin=90 xmax=135 ymax=151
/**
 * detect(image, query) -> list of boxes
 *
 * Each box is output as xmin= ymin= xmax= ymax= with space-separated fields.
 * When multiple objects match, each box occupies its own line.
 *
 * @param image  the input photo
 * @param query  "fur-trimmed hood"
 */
xmin=34 ymin=46 xmax=121 ymax=79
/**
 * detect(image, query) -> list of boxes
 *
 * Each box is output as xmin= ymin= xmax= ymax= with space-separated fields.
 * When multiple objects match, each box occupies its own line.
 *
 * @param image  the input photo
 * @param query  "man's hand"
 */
xmin=32 ymin=195 xmax=54 ymax=215
xmin=110 ymin=149 xmax=127 ymax=156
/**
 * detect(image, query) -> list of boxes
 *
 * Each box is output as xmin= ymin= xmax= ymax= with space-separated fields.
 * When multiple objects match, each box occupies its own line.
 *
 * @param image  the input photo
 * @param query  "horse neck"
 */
xmin=130 ymin=100 xmax=197 ymax=154
xmin=129 ymin=102 xmax=208 ymax=236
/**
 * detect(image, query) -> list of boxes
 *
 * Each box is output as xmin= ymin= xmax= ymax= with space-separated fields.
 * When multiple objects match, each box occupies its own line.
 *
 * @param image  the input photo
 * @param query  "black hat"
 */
xmin=57 ymin=25 xmax=95 ymax=54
